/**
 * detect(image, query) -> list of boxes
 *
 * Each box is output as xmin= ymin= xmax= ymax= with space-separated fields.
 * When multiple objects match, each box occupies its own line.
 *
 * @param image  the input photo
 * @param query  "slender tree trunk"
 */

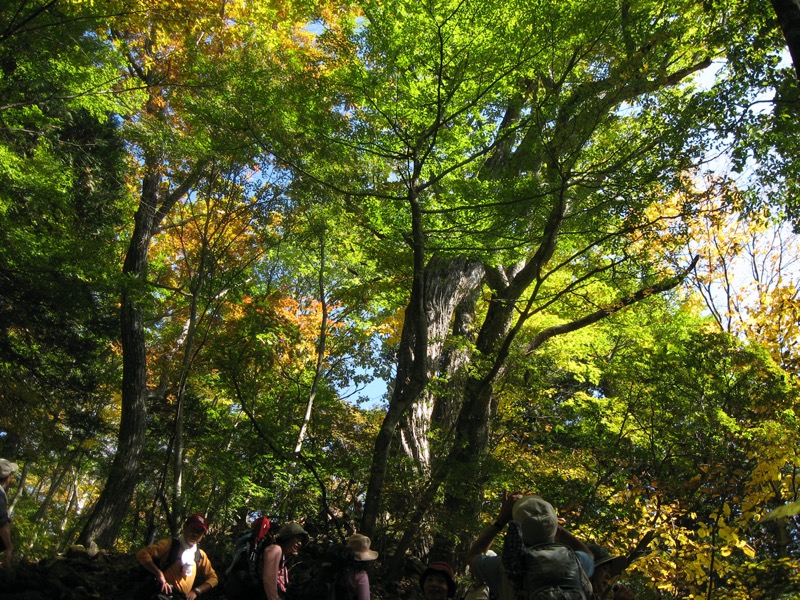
xmin=77 ymin=161 xmax=160 ymax=547
xmin=295 ymin=233 xmax=328 ymax=455
xmin=78 ymin=136 xmax=207 ymax=546
xmin=59 ymin=470 xmax=78 ymax=535
xmin=32 ymin=458 xmax=71 ymax=523
xmin=172 ymin=257 xmax=204 ymax=526
xmin=361 ymin=181 xmax=429 ymax=538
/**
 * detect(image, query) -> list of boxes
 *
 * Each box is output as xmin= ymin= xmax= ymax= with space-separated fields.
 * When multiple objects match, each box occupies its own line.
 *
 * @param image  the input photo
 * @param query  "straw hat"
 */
xmin=347 ymin=533 xmax=379 ymax=561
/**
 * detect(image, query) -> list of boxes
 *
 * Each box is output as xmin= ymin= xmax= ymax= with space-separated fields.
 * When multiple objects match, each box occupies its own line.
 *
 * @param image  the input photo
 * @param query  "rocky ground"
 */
xmin=0 ymin=545 xmax=426 ymax=599
xmin=0 ymin=546 xmax=175 ymax=600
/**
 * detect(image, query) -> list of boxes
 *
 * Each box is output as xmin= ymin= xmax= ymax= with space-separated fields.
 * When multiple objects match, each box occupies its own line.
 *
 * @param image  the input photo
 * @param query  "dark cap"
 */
xmin=184 ymin=513 xmax=209 ymax=532
xmin=275 ymin=522 xmax=309 ymax=543
xmin=588 ymin=544 xmax=626 ymax=578
xmin=512 ymin=495 xmax=558 ymax=544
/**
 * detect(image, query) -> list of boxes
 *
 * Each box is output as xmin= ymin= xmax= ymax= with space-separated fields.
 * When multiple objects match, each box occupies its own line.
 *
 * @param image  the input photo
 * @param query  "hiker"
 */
xmin=346 ymin=533 xmax=378 ymax=600
xmin=135 ymin=513 xmax=218 ymax=600
xmin=0 ymin=459 xmax=19 ymax=569
xmin=586 ymin=545 xmax=629 ymax=600
xmin=262 ymin=522 xmax=309 ymax=600
xmin=224 ymin=516 xmax=272 ymax=600
xmin=463 ymin=551 xmax=496 ymax=600
xmin=466 ymin=491 xmax=594 ymax=599
xmin=419 ymin=561 xmax=457 ymax=600
xmin=294 ymin=534 xmax=378 ymax=600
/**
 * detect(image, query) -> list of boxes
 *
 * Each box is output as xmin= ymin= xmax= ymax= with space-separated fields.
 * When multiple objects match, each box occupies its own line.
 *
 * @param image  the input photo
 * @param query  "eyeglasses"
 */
xmin=187 ymin=526 xmax=206 ymax=535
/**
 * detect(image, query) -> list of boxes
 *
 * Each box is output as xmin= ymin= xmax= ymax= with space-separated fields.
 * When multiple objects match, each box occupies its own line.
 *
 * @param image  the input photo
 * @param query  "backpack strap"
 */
xmin=249 ymin=537 xmax=271 ymax=580
xmin=160 ymin=538 xmax=201 ymax=571
xmin=501 ymin=530 xmax=592 ymax=600
xmin=165 ymin=538 xmax=183 ymax=570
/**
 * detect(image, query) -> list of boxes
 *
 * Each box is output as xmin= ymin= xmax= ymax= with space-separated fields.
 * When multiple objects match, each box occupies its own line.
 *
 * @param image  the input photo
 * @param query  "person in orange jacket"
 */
xmin=136 ymin=513 xmax=218 ymax=600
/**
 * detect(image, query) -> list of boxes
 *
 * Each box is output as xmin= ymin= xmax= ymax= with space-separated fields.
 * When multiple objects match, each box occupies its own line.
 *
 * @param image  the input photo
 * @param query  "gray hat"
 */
xmin=275 ymin=522 xmax=309 ymax=542
xmin=512 ymin=495 xmax=558 ymax=544
xmin=0 ymin=459 xmax=18 ymax=479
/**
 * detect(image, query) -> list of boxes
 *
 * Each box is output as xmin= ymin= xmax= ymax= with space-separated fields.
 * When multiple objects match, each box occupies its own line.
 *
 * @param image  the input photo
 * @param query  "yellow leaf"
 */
xmin=761 ymin=500 xmax=800 ymax=521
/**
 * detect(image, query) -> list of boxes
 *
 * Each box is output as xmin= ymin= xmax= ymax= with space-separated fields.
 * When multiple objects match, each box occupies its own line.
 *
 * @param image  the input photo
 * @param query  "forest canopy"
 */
xmin=1 ymin=0 xmax=800 ymax=598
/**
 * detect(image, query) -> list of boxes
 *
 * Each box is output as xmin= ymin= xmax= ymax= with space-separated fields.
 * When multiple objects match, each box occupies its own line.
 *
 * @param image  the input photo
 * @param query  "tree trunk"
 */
xmin=172 ymin=257 xmax=204 ymax=527
xmin=361 ymin=254 xmax=484 ymax=537
xmin=77 ymin=162 xmax=161 ymax=547
xmin=32 ymin=457 xmax=71 ymax=523
xmin=295 ymin=233 xmax=328 ymax=455
xmin=78 ymin=145 xmax=207 ymax=547
xmin=399 ymin=257 xmax=485 ymax=471
xmin=771 ymin=0 xmax=800 ymax=80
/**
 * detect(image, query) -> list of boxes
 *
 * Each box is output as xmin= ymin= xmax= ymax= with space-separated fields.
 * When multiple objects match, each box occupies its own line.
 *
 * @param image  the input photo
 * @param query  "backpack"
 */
xmin=500 ymin=521 xmax=592 ymax=600
xmin=224 ymin=516 xmax=272 ymax=600
xmin=134 ymin=538 xmax=203 ymax=600
xmin=287 ymin=543 xmax=357 ymax=600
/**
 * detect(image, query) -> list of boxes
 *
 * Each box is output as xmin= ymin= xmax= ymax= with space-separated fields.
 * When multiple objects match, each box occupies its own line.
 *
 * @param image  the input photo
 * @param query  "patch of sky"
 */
xmin=338 ymin=366 xmax=389 ymax=410
xmin=305 ymin=20 xmax=326 ymax=36
xmin=335 ymin=334 xmax=391 ymax=411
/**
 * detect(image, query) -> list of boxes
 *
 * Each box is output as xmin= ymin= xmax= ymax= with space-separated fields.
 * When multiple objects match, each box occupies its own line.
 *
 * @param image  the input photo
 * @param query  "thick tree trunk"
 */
xmin=361 ymin=254 xmax=484 ymax=537
xmin=426 ymin=258 xmax=701 ymax=561
xmin=771 ymin=0 xmax=800 ymax=80
xmin=398 ymin=258 xmax=484 ymax=474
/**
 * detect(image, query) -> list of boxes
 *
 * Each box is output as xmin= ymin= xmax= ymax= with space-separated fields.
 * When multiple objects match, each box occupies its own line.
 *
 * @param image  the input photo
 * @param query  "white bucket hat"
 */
xmin=0 ymin=459 xmax=18 ymax=478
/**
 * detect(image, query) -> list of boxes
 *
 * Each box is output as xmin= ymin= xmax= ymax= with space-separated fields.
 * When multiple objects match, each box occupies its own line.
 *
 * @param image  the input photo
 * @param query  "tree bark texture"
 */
xmin=771 ymin=0 xmax=800 ymax=79
xmin=398 ymin=257 xmax=485 ymax=474
xmin=77 ymin=164 xmax=160 ymax=547
xmin=78 ymin=148 xmax=205 ymax=547
xmin=361 ymin=255 xmax=484 ymax=537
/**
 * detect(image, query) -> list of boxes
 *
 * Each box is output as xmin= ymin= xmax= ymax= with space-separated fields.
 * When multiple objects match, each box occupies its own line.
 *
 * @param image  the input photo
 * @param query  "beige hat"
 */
xmin=347 ymin=533 xmax=378 ymax=561
xmin=512 ymin=495 xmax=558 ymax=544
xmin=0 ymin=459 xmax=18 ymax=479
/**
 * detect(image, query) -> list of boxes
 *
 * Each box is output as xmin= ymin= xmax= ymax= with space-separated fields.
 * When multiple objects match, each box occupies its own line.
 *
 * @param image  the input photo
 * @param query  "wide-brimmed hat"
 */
xmin=276 ymin=522 xmax=309 ymax=543
xmin=0 ymin=459 xmax=18 ymax=479
xmin=184 ymin=513 xmax=209 ymax=533
xmin=419 ymin=561 xmax=456 ymax=598
xmin=588 ymin=544 xmax=627 ymax=578
xmin=347 ymin=533 xmax=379 ymax=561
xmin=512 ymin=495 xmax=558 ymax=545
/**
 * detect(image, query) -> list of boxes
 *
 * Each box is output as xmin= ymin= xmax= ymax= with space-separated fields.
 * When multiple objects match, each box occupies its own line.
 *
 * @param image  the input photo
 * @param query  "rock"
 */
xmin=86 ymin=542 xmax=99 ymax=559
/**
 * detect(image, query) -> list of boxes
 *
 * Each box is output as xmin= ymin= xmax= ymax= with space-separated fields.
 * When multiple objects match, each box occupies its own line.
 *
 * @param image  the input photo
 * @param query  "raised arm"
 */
xmin=555 ymin=525 xmax=593 ymax=557
xmin=466 ymin=490 xmax=522 ymax=573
